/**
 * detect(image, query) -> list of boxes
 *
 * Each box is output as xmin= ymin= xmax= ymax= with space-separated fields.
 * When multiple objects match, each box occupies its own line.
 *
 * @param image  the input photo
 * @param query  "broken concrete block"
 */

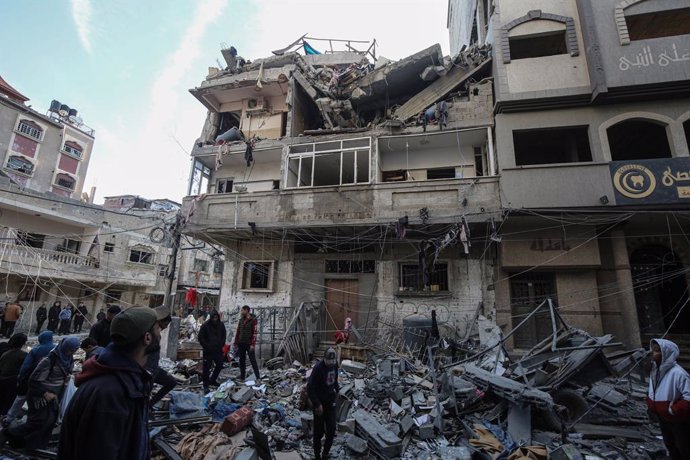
xmin=234 ymin=448 xmax=258 ymax=460
xmin=378 ymin=359 xmax=392 ymax=378
xmin=344 ymin=434 xmax=368 ymax=455
xmin=354 ymin=379 xmax=365 ymax=391
xmin=550 ymin=444 xmax=584 ymax=460
xmin=300 ymin=412 xmax=314 ymax=438
xmin=354 ymin=410 xmax=402 ymax=458
xmin=438 ymin=446 xmax=472 ymax=459
xmin=387 ymin=387 xmax=404 ymax=402
xmin=341 ymin=360 xmax=367 ymax=376
xmin=338 ymin=418 xmax=355 ymax=434
xmin=418 ymin=423 xmax=435 ymax=440
xmin=398 ymin=415 xmax=414 ymax=435
xmin=231 ymin=386 xmax=254 ymax=403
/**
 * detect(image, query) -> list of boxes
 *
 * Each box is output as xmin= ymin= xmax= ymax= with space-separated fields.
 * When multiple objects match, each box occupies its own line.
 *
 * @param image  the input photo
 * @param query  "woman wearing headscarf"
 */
xmin=0 ymin=336 xmax=79 ymax=449
xmin=0 ymin=333 xmax=27 ymax=414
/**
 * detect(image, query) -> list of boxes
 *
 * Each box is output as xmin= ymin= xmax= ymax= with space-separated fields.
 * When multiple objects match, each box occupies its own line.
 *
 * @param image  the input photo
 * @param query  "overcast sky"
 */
xmin=2 ymin=0 xmax=450 ymax=203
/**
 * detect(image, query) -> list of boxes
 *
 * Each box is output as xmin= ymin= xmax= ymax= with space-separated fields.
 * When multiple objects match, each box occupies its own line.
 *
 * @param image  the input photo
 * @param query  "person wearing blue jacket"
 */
xmin=1 ymin=330 xmax=54 ymax=427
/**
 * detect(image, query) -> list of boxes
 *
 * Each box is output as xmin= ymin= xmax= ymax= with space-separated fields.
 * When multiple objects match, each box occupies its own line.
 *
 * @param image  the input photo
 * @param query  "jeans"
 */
xmin=237 ymin=343 xmax=260 ymax=380
xmin=202 ymin=349 xmax=224 ymax=387
xmin=313 ymin=401 xmax=336 ymax=459
xmin=659 ymin=419 xmax=690 ymax=460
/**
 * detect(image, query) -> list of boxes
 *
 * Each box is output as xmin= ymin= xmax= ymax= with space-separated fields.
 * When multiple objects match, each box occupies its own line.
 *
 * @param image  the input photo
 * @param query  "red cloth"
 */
xmin=185 ymin=288 xmax=197 ymax=306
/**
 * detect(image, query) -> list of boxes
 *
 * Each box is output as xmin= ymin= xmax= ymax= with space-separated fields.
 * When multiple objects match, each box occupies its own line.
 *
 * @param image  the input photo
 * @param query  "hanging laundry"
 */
xmin=244 ymin=138 xmax=257 ymax=167
xmin=186 ymin=288 xmax=198 ymax=307
xmin=302 ymin=40 xmax=321 ymax=55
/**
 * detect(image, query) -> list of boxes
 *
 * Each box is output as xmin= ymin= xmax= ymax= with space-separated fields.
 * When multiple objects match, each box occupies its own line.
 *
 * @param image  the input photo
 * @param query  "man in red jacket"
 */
xmin=233 ymin=305 xmax=260 ymax=381
xmin=647 ymin=338 xmax=690 ymax=460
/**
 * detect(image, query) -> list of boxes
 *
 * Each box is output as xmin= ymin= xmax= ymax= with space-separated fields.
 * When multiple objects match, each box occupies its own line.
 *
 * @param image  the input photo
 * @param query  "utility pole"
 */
xmin=163 ymin=213 xmax=183 ymax=360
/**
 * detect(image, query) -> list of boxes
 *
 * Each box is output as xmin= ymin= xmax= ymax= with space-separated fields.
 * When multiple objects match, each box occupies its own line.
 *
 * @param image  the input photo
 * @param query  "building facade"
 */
xmin=477 ymin=0 xmax=690 ymax=350
xmin=182 ymin=41 xmax=500 ymax=351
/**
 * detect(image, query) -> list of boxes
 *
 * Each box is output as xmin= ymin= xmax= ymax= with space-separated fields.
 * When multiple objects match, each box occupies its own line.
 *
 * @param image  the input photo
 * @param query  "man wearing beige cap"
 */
xmin=57 ymin=306 xmax=166 ymax=460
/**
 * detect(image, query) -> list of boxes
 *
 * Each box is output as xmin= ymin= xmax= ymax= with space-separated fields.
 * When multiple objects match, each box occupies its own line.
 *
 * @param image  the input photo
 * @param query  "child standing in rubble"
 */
xmin=647 ymin=338 xmax=690 ymax=460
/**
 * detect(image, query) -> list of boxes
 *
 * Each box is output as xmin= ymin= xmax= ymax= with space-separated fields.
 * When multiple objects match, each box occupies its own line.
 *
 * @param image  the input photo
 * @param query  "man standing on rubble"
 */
xmin=307 ymin=347 xmax=339 ymax=460
xmin=89 ymin=305 xmax=121 ymax=347
xmin=145 ymin=306 xmax=177 ymax=408
xmin=57 ymin=306 xmax=163 ymax=460
xmin=233 ymin=305 xmax=260 ymax=382
xmin=647 ymin=338 xmax=690 ymax=460
xmin=199 ymin=309 xmax=226 ymax=392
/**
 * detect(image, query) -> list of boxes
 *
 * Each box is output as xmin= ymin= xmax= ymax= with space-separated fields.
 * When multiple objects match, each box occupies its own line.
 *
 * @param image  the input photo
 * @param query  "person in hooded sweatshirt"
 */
xmin=2 ymin=330 xmax=54 ymax=427
xmin=57 ymin=306 xmax=162 ymax=460
xmin=0 ymin=336 xmax=79 ymax=449
xmin=47 ymin=301 xmax=61 ymax=333
xmin=198 ymin=309 xmax=226 ymax=392
xmin=0 ymin=333 xmax=28 ymax=415
xmin=307 ymin=347 xmax=340 ymax=460
xmin=647 ymin=338 xmax=690 ymax=459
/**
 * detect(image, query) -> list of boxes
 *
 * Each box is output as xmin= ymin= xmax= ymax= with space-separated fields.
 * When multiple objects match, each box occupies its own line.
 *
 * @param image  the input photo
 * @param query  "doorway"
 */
xmin=509 ymin=272 xmax=557 ymax=348
xmin=325 ymin=279 xmax=358 ymax=340
xmin=631 ymin=245 xmax=690 ymax=335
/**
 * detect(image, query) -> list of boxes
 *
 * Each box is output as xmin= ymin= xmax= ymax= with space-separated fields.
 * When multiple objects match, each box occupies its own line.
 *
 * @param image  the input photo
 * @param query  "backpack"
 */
xmin=17 ymin=352 xmax=58 ymax=396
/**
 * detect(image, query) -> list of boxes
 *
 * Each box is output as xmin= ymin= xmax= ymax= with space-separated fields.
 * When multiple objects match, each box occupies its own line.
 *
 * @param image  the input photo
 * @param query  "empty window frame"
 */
xmin=474 ymin=146 xmax=486 ymax=177
xmin=6 ymin=155 xmax=35 ymax=175
xmin=104 ymin=242 xmax=115 ymax=253
xmin=55 ymin=173 xmax=76 ymax=190
xmin=427 ymin=167 xmax=456 ymax=180
xmin=399 ymin=263 xmax=449 ymax=292
xmin=607 ymin=119 xmax=672 ymax=161
xmin=129 ymin=248 xmax=154 ymax=265
xmin=509 ymin=272 xmax=557 ymax=348
xmin=63 ymin=141 xmax=83 ymax=158
xmin=158 ymin=264 xmax=168 ymax=277
xmin=286 ymin=138 xmax=370 ymax=188
xmin=18 ymin=286 xmax=41 ymax=302
xmin=325 ymin=260 xmax=376 ymax=274
xmin=625 ymin=7 xmax=690 ymax=41
xmin=15 ymin=232 xmax=45 ymax=249
xmin=684 ymin=120 xmax=690 ymax=152
xmin=105 ymin=290 xmax=122 ymax=302
xmin=513 ymin=126 xmax=592 ymax=166
xmin=217 ymin=178 xmax=234 ymax=194
xmin=193 ymin=258 xmax=209 ymax=272
xmin=57 ymin=239 xmax=81 ymax=254
xmin=509 ymin=30 xmax=568 ymax=60
xmin=213 ymin=259 xmax=224 ymax=274
xmin=241 ymin=260 xmax=274 ymax=290
xmin=16 ymin=120 xmax=43 ymax=140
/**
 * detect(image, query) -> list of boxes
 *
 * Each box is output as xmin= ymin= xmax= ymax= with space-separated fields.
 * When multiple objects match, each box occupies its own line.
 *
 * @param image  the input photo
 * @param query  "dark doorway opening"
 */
xmin=509 ymin=272 xmax=557 ymax=348
xmin=607 ymin=119 xmax=672 ymax=161
xmin=684 ymin=119 xmax=690 ymax=151
xmin=631 ymin=245 xmax=689 ymax=335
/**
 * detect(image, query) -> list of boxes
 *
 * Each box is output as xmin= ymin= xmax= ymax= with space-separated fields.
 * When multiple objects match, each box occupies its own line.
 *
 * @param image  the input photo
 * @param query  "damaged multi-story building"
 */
xmin=182 ymin=38 xmax=500 ymax=353
xmin=450 ymin=0 xmax=690 ymax=355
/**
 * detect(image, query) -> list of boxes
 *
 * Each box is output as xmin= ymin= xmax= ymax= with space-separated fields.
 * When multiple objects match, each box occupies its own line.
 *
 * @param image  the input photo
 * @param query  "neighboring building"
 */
xmin=182 ymin=40 xmax=499 ymax=353
xmin=469 ymin=0 xmax=690 ymax=350
xmin=0 ymin=77 xmax=95 ymax=200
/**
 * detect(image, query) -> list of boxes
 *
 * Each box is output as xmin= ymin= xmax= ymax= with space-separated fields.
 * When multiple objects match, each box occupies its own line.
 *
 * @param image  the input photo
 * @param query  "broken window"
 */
xmin=474 ymin=147 xmax=486 ymax=177
xmin=509 ymin=30 xmax=568 ymax=60
xmin=325 ymin=260 xmax=375 ymax=274
xmin=104 ymin=242 xmax=115 ymax=253
xmin=16 ymin=119 xmax=42 ymax=140
xmin=607 ymin=119 xmax=672 ymax=161
xmin=55 ymin=173 xmax=76 ymax=190
xmin=509 ymin=272 xmax=556 ymax=348
xmin=193 ymin=258 xmax=209 ymax=272
xmin=189 ymin=160 xmax=211 ymax=195
xmin=241 ymin=261 xmax=274 ymax=291
xmin=63 ymin=141 xmax=83 ymax=158
xmin=382 ymin=170 xmax=407 ymax=182
xmin=15 ymin=232 xmax=45 ymax=249
xmin=399 ymin=263 xmax=449 ymax=292
xmin=105 ymin=290 xmax=122 ymax=302
xmin=286 ymin=138 xmax=370 ymax=188
xmin=217 ymin=178 xmax=234 ymax=194
xmin=514 ymin=126 xmax=592 ymax=166
xmin=625 ymin=7 xmax=690 ymax=41
xmin=158 ymin=264 xmax=168 ymax=277
xmin=6 ymin=155 xmax=35 ymax=175
xmin=427 ymin=167 xmax=456 ymax=180
xmin=129 ymin=248 xmax=154 ymax=265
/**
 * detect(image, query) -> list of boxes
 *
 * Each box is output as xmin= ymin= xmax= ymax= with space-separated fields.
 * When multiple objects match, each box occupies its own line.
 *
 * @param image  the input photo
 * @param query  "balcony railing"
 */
xmin=8 ymin=244 xmax=98 ymax=268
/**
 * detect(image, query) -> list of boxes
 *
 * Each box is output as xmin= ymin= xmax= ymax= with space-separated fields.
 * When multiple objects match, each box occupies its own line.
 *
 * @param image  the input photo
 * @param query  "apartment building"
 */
xmin=181 ymin=39 xmax=501 ymax=349
xmin=448 ymin=0 xmax=690 ymax=349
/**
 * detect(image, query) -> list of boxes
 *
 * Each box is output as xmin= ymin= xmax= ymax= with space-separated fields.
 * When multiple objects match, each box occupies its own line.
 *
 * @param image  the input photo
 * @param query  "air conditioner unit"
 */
xmin=245 ymin=97 xmax=266 ymax=113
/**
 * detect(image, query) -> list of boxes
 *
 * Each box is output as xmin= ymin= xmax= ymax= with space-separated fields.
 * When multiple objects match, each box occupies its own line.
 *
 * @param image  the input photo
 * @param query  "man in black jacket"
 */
xmin=198 ymin=309 xmax=226 ymax=392
xmin=89 ymin=305 xmax=121 ymax=347
xmin=58 ymin=306 xmax=163 ymax=460
xmin=47 ymin=301 xmax=61 ymax=332
xmin=35 ymin=303 xmax=47 ymax=335
xmin=307 ymin=347 xmax=339 ymax=460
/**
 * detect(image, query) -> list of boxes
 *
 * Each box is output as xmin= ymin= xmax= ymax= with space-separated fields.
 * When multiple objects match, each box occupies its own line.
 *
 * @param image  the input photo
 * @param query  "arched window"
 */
xmin=616 ymin=0 xmax=690 ymax=45
xmin=54 ymin=173 xmax=76 ymax=190
xmin=607 ymin=119 xmax=671 ymax=161
xmin=500 ymin=10 xmax=579 ymax=63
xmin=6 ymin=155 xmax=35 ymax=175
xmin=16 ymin=119 xmax=43 ymax=141
xmin=63 ymin=141 xmax=83 ymax=158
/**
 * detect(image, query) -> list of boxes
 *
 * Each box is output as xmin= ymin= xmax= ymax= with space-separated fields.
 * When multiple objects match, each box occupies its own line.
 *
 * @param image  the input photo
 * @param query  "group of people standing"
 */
xmin=35 ymin=301 xmax=89 ymax=335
